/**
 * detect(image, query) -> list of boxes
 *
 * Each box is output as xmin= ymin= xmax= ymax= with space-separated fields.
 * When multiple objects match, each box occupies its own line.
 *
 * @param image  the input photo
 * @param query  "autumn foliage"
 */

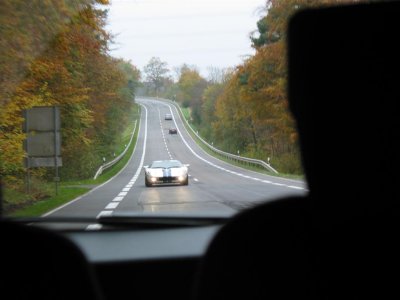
xmin=160 ymin=0 xmax=366 ymax=174
xmin=0 ymin=0 xmax=139 ymax=205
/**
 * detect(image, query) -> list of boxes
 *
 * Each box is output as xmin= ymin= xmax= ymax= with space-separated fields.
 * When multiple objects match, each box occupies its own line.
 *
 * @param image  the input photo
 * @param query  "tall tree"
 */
xmin=0 ymin=0 xmax=141 ymax=211
xmin=206 ymin=66 xmax=231 ymax=84
xmin=177 ymin=67 xmax=208 ymax=124
xmin=201 ymin=72 xmax=231 ymax=141
xmin=143 ymin=57 xmax=169 ymax=96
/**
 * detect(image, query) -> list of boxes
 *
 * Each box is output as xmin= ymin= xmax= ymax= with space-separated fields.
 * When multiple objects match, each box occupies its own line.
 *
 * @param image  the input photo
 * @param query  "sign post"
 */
xmin=23 ymin=106 xmax=62 ymax=195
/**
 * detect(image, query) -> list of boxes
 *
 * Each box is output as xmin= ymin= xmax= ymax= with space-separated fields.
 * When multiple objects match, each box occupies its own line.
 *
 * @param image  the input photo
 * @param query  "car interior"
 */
xmin=1 ymin=1 xmax=400 ymax=299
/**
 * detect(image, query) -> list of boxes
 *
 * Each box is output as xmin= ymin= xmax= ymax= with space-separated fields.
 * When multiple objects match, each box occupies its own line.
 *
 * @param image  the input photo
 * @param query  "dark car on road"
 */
xmin=169 ymin=128 xmax=177 ymax=134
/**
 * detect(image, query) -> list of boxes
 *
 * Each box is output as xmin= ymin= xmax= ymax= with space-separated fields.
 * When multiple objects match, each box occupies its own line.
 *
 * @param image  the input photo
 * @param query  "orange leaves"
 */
xmin=96 ymin=0 xmax=110 ymax=4
xmin=1 ymin=0 xmax=138 ymax=182
xmin=207 ymin=0 xmax=305 ymax=173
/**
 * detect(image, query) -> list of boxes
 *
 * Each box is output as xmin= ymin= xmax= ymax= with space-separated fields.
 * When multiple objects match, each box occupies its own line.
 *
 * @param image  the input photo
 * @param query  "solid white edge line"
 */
xmin=43 ymin=107 xmax=143 ymax=217
xmin=167 ymin=99 xmax=306 ymax=185
xmin=288 ymin=185 xmax=305 ymax=190
xmin=157 ymin=100 xmax=306 ymax=191
xmin=85 ymin=104 xmax=148 ymax=230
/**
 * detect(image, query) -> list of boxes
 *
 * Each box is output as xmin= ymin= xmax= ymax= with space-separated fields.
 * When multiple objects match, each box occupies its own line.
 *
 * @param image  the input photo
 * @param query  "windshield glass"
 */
xmin=150 ymin=161 xmax=183 ymax=169
xmin=6 ymin=0 xmax=376 ymax=222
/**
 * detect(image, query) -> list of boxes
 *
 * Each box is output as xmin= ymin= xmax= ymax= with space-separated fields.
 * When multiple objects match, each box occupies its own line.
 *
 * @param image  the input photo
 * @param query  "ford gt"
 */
xmin=143 ymin=160 xmax=189 ymax=187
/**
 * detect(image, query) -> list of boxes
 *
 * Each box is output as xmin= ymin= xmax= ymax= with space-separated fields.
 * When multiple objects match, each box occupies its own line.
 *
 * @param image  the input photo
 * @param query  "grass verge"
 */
xmin=7 ymin=104 xmax=141 ymax=217
xmin=10 ymin=187 xmax=89 ymax=217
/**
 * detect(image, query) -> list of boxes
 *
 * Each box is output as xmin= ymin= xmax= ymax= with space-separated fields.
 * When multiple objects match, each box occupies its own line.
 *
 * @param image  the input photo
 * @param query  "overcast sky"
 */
xmin=105 ymin=0 xmax=267 ymax=79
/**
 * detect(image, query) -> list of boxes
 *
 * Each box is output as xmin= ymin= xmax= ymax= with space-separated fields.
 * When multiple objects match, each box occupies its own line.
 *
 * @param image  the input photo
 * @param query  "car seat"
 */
xmin=192 ymin=2 xmax=400 ymax=299
xmin=0 ymin=219 xmax=104 ymax=300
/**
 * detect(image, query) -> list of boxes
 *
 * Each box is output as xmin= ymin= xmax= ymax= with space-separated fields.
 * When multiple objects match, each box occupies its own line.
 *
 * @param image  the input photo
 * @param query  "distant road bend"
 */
xmin=46 ymin=97 xmax=307 ymax=221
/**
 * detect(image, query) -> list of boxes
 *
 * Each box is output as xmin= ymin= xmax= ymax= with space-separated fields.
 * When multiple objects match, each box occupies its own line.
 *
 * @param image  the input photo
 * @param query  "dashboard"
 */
xmin=65 ymin=225 xmax=220 ymax=263
xmin=63 ymin=225 xmax=222 ymax=300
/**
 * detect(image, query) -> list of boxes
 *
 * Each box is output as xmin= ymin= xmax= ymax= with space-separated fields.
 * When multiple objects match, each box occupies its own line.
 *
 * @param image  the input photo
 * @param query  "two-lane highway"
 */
xmin=46 ymin=97 xmax=307 ymax=220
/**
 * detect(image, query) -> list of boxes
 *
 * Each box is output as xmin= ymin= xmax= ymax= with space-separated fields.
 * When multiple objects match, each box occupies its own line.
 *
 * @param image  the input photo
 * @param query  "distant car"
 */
xmin=169 ymin=128 xmax=177 ymax=134
xmin=164 ymin=113 xmax=172 ymax=120
xmin=143 ymin=160 xmax=189 ymax=187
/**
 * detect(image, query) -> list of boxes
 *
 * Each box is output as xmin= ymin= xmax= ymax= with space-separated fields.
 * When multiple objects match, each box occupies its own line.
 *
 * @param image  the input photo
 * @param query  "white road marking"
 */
xmin=86 ymin=98 xmax=306 ymax=233
xmin=86 ymin=104 xmax=149 ymax=231
xmin=97 ymin=210 xmax=113 ymax=218
xmin=106 ymin=202 xmax=119 ymax=209
xmin=158 ymin=101 xmax=306 ymax=191
xmin=288 ymin=185 xmax=304 ymax=190
xmin=158 ymin=108 xmax=173 ymax=159
xmin=86 ymin=224 xmax=102 ymax=230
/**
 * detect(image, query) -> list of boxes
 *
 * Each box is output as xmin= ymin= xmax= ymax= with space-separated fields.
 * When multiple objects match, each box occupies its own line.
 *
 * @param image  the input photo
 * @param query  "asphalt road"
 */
xmin=46 ymin=97 xmax=308 ymax=221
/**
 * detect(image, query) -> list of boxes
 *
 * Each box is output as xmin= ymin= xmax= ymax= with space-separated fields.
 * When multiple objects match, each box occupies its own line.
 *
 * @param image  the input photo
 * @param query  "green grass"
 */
xmin=181 ymin=106 xmax=191 ymax=120
xmin=114 ymin=120 xmax=138 ymax=156
xmin=10 ymin=187 xmax=90 ymax=217
xmin=7 ymin=104 xmax=141 ymax=217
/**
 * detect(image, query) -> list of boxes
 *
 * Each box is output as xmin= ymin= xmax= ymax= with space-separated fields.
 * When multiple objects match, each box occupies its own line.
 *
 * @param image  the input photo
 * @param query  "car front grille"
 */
xmin=157 ymin=177 xmax=179 ymax=183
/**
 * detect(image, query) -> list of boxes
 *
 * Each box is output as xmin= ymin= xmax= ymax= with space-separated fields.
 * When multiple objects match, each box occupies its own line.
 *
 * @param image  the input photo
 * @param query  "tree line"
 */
xmin=0 ymin=0 xmax=140 ymax=208
xmin=0 ymin=0 xmax=370 ymax=212
xmin=141 ymin=0 xmax=369 ymax=175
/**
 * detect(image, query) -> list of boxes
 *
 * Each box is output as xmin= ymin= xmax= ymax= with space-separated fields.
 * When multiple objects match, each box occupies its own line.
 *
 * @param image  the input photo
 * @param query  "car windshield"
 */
xmin=1 ymin=0 xmax=365 ymax=224
xmin=150 ymin=161 xmax=183 ymax=169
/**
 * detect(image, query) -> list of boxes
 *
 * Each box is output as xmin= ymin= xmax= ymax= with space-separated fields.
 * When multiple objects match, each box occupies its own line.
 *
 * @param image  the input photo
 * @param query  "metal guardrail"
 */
xmin=93 ymin=120 xmax=137 ymax=179
xmin=158 ymin=97 xmax=279 ymax=174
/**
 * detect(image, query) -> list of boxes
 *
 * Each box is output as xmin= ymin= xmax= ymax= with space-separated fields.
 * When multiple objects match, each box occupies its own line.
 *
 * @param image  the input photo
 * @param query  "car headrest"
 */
xmin=287 ymin=2 xmax=400 ymax=223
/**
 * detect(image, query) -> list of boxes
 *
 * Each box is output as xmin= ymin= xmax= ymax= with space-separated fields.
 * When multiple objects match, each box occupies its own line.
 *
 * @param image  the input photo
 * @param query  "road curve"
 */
xmin=46 ymin=97 xmax=307 ymax=220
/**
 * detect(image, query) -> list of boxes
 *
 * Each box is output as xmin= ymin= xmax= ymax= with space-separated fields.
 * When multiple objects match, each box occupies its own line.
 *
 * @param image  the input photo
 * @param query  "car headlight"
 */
xmin=175 ymin=169 xmax=186 ymax=176
xmin=146 ymin=170 xmax=156 ymax=176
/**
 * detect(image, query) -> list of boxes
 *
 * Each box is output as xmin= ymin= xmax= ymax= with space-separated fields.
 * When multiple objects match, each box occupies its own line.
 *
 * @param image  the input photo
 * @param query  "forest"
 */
xmin=143 ymin=0 xmax=368 ymax=175
xmin=0 ymin=0 xmax=369 ymax=213
xmin=0 ymin=0 xmax=140 ymax=211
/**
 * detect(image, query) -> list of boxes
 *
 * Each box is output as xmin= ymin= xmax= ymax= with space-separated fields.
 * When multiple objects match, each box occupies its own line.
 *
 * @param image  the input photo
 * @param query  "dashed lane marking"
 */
xmin=86 ymin=103 xmax=149 ymax=230
xmin=105 ymin=202 xmax=119 ymax=209
xmin=112 ymin=196 xmax=124 ymax=202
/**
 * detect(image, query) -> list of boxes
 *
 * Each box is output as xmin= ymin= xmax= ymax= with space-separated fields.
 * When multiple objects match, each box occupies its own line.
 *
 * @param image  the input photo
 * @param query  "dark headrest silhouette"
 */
xmin=193 ymin=3 xmax=400 ymax=300
xmin=288 ymin=2 xmax=400 ymax=223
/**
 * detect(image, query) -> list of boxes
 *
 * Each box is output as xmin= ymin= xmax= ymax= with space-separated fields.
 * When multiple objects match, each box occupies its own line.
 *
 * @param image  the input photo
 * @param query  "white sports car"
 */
xmin=143 ymin=160 xmax=189 ymax=187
